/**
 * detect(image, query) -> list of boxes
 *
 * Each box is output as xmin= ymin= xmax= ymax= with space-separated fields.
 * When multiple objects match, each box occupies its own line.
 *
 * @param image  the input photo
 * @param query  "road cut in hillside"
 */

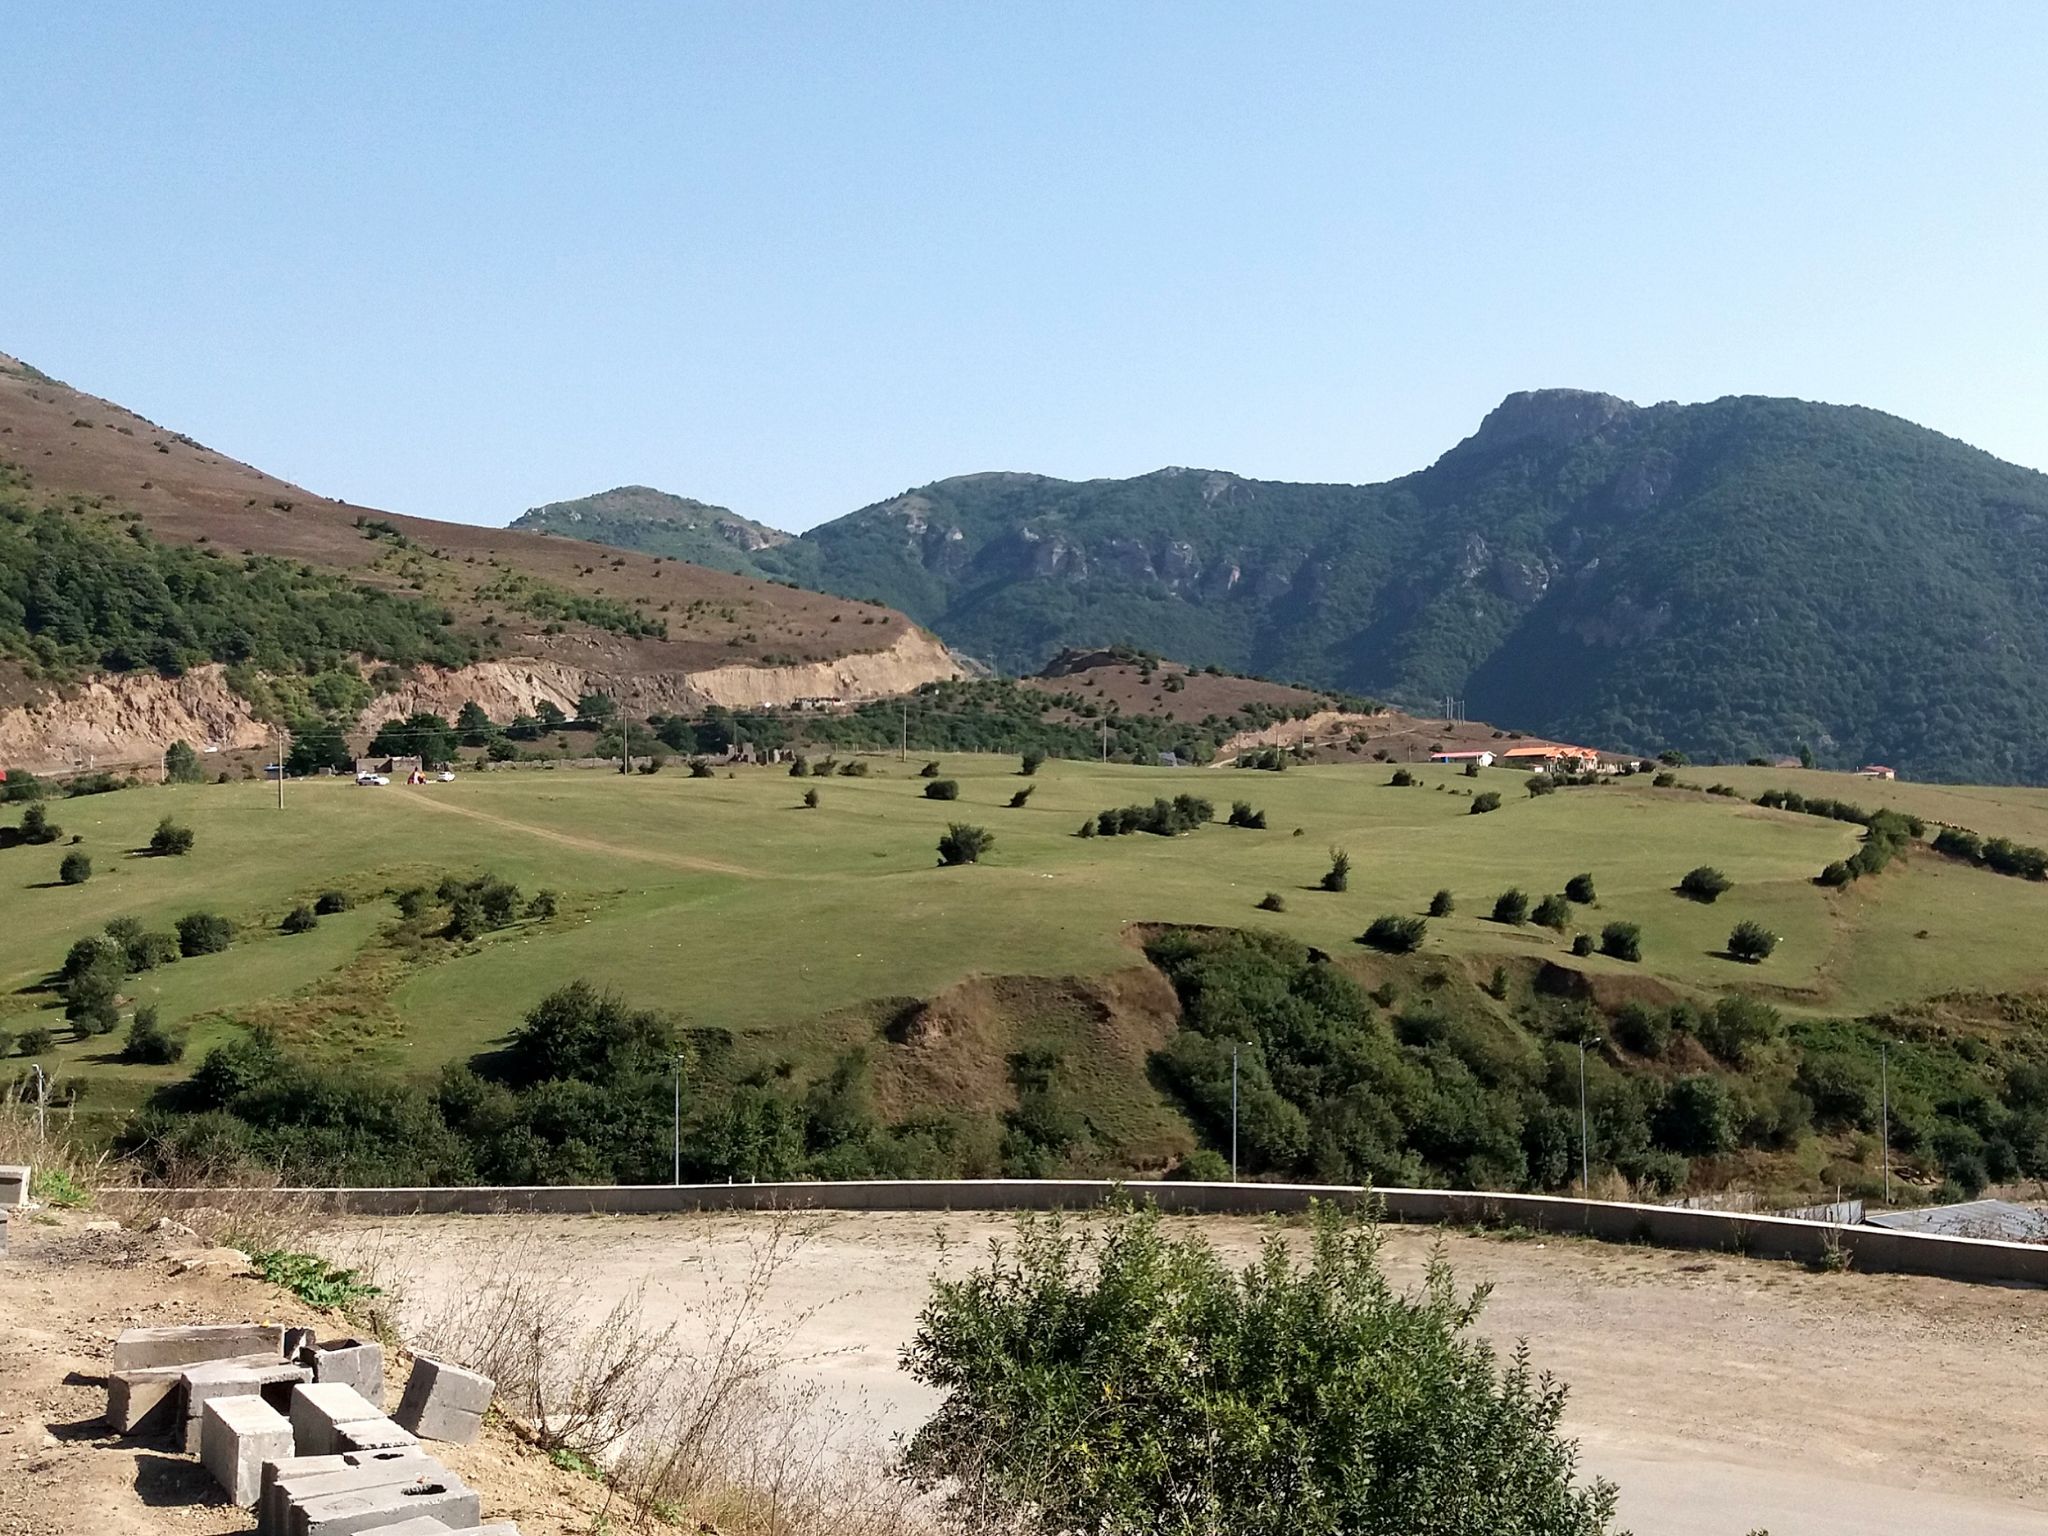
xmin=338 ymin=1208 xmax=2048 ymax=1536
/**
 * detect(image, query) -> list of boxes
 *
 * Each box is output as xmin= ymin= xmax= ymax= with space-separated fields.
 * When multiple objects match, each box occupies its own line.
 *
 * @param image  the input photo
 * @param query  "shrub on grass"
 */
xmin=1526 ymin=775 xmax=1558 ymax=797
xmin=1077 ymin=819 xmax=1097 ymax=838
xmin=1727 ymin=920 xmax=1779 ymax=963
xmin=1389 ymin=767 xmax=1416 ymax=787
xmin=1613 ymin=1001 xmax=1671 ymax=1057
xmin=1817 ymin=860 xmax=1852 ymax=887
xmin=1321 ymin=848 xmax=1351 ymax=892
xmin=1228 ymin=800 xmax=1267 ymax=829
xmin=149 ymin=818 xmax=195 ymax=856
xmin=1678 ymin=866 xmax=1731 ymax=902
xmin=175 ymin=911 xmax=233 ymax=956
xmin=1008 ymin=785 xmax=1036 ymax=808
xmin=1599 ymin=922 xmax=1642 ymax=962
xmin=281 ymin=905 xmax=318 ymax=934
xmin=690 ymin=759 xmax=717 ymax=778
xmin=919 ymin=760 xmax=942 ymax=778
xmin=1532 ymin=893 xmax=1572 ymax=931
xmin=1094 ymin=797 xmax=1215 ymax=837
xmin=1020 ymin=750 xmax=1046 ymax=776
xmin=1428 ymin=888 xmax=1455 ymax=917
xmin=59 ymin=850 xmax=91 ymax=884
xmin=1463 ymin=761 xmax=1481 ymax=778
xmin=1564 ymin=872 xmax=1596 ymax=904
xmin=13 ymin=804 xmax=60 ymax=845
xmin=526 ymin=888 xmax=559 ymax=919
xmin=1652 ymin=771 xmax=1676 ymax=788
xmin=1361 ymin=914 xmax=1427 ymax=953
xmin=313 ymin=890 xmax=351 ymax=915
xmin=1492 ymin=888 xmax=1530 ymax=925
xmin=1571 ymin=933 xmax=1594 ymax=956
xmin=1256 ymin=892 xmax=1286 ymax=913
xmin=925 ymin=779 xmax=961 ymax=801
xmin=788 ymin=755 xmax=811 ymax=777
xmin=17 ymin=1027 xmax=55 ymax=1057
xmin=1470 ymin=791 xmax=1502 ymax=815
xmin=124 ymin=1005 xmax=186 ymax=1064
xmin=1485 ymin=964 xmax=1509 ymax=999
xmin=838 ymin=759 xmax=870 ymax=777
xmin=937 ymin=823 xmax=993 ymax=866
xmin=803 ymin=787 xmax=821 ymax=809
xmin=163 ymin=740 xmax=204 ymax=784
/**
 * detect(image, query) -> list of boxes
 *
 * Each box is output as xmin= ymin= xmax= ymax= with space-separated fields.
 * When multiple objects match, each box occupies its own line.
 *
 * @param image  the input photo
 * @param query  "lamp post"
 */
xmin=1577 ymin=1037 xmax=1602 ymax=1197
xmin=1230 ymin=1044 xmax=1240 ymax=1182
xmin=671 ymin=1054 xmax=685 ymax=1187
xmin=1881 ymin=1040 xmax=1893 ymax=1204
xmin=28 ymin=1063 xmax=47 ymax=1141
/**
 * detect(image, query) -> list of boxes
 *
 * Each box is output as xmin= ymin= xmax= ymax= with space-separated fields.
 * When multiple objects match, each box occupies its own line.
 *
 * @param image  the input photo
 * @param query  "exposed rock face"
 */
xmin=1456 ymin=389 xmax=1639 ymax=455
xmin=0 ymin=630 xmax=963 ymax=774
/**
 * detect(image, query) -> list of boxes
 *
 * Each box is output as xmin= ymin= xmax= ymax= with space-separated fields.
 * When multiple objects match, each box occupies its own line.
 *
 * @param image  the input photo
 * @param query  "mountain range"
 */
xmin=514 ymin=390 xmax=2048 ymax=781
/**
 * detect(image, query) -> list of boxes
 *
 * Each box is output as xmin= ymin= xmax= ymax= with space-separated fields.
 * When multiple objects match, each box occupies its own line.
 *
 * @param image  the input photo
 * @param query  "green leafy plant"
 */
xmin=250 ymin=1249 xmax=383 ymax=1313
xmin=58 ymin=849 xmax=91 ymax=884
xmin=1492 ymin=888 xmax=1530 ymax=925
xmin=1428 ymin=888 xmax=1454 ymax=917
xmin=1600 ymin=922 xmax=1643 ymax=962
xmin=1361 ymin=914 xmax=1427 ymax=953
xmin=148 ymin=817 xmax=195 ymax=856
xmin=32 ymin=1168 xmax=89 ymax=1208
xmin=1320 ymin=848 xmax=1351 ymax=892
xmin=938 ymin=823 xmax=993 ymax=866
xmin=1678 ymin=866 xmax=1732 ymax=902
xmin=1470 ymin=791 xmax=1502 ymax=815
xmin=1727 ymin=920 xmax=1779 ymax=963
xmin=924 ymin=779 xmax=960 ymax=801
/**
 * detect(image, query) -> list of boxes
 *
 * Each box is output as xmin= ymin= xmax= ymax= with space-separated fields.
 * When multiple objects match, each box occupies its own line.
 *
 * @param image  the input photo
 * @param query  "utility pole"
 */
xmin=1101 ymin=720 xmax=1109 ymax=763
xmin=29 ymin=1063 xmax=47 ymax=1141
xmin=275 ymin=725 xmax=284 ymax=810
xmin=1881 ymin=1040 xmax=1893 ymax=1204
xmin=1577 ymin=1037 xmax=1601 ymax=1196
xmin=1231 ymin=1044 xmax=1240 ymax=1182
xmin=900 ymin=700 xmax=908 ymax=762
xmin=672 ymin=1054 xmax=685 ymax=1187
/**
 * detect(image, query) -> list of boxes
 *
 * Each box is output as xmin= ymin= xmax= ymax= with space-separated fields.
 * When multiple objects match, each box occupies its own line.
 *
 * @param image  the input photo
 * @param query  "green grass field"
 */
xmin=8 ymin=756 xmax=2048 ymax=1117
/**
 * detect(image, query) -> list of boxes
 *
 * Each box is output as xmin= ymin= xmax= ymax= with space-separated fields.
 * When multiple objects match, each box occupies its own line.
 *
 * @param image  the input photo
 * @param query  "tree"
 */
xmin=1533 ymin=893 xmax=1572 ymax=930
xmin=1228 ymin=800 xmax=1267 ymax=829
xmin=1320 ymin=848 xmax=1351 ymax=892
xmin=1020 ymin=750 xmax=1046 ymax=776
xmin=500 ymin=978 xmax=676 ymax=1086
xmin=1361 ymin=915 xmax=1427 ymax=953
xmin=17 ymin=1027 xmax=55 ymax=1057
xmin=176 ymin=911 xmax=234 ymax=956
xmin=124 ymin=1004 xmax=185 ymax=1065
xmin=1565 ymin=872 xmax=1596 ymax=904
xmin=574 ymin=692 xmax=617 ymax=727
xmin=535 ymin=699 xmax=569 ymax=730
xmin=163 ymin=740 xmax=203 ymax=783
xmin=59 ymin=850 xmax=91 ymax=885
xmin=1599 ymin=922 xmax=1642 ymax=962
xmin=900 ymin=1203 xmax=1622 ymax=1536
xmin=1678 ymin=866 xmax=1732 ymax=902
xmin=925 ymin=779 xmax=961 ymax=801
xmin=1571 ymin=933 xmax=1594 ymax=956
xmin=938 ymin=823 xmax=993 ymax=866
xmin=1008 ymin=786 xmax=1035 ymax=808
xmin=1470 ymin=791 xmax=1502 ymax=815
xmin=1390 ymin=767 xmax=1417 ymax=786
xmin=456 ymin=700 xmax=494 ymax=746
xmin=149 ymin=818 xmax=195 ymax=856
xmin=1492 ymin=888 xmax=1530 ymax=925
xmin=1463 ymin=761 xmax=1482 ymax=778
xmin=1655 ymin=1075 xmax=1738 ymax=1157
xmin=17 ymin=804 xmax=60 ymax=845
xmin=1727 ymin=920 xmax=1779 ymax=963
xmin=1429 ymin=888 xmax=1455 ymax=917
xmin=286 ymin=718 xmax=352 ymax=775
xmin=370 ymin=711 xmax=454 ymax=764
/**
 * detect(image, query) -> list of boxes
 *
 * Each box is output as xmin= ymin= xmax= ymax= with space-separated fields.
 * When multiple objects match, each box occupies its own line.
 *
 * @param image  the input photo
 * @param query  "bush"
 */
xmin=18 ymin=1027 xmax=55 ymax=1057
xmin=1020 ymin=750 xmax=1046 ymax=776
xmin=837 ymin=759 xmax=870 ymax=777
xmin=1599 ymin=922 xmax=1642 ymax=961
xmin=1093 ymin=796 xmax=1216 ymax=837
xmin=1256 ymin=892 xmax=1286 ymax=913
xmin=1655 ymin=1075 xmax=1738 ymax=1156
xmin=1389 ymin=767 xmax=1416 ymax=787
xmin=1492 ymin=888 xmax=1530 ymax=925
xmin=1227 ymin=800 xmax=1267 ymax=829
xmin=802 ymin=787 xmax=821 ymax=809
xmin=919 ymin=760 xmax=942 ymax=778
xmin=1613 ymin=1001 xmax=1670 ymax=1057
xmin=788 ymin=755 xmax=810 ymax=777
xmin=1532 ymin=893 xmax=1572 ymax=931
xmin=1172 ymin=1147 xmax=1230 ymax=1181
xmin=163 ymin=740 xmax=204 ymax=784
xmin=124 ymin=1005 xmax=186 ymax=1065
xmin=281 ymin=905 xmax=318 ymax=934
xmin=1428 ymin=888 xmax=1455 ymax=917
xmin=1463 ymin=760 xmax=1482 ymax=778
xmin=1564 ymin=872 xmax=1595 ymax=904
xmin=1077 ymin=819 xmax=1097 ymax=838
xmin=1694 ymin=996 xmax=1781 ymax=1065
xmin=689 ymin=759 xmax=717 ymax=778
xmin=1321 ymin=848 xmax=1351 ymax=892
xmin=1652 ymin=771 xmax=1676 ymax=788
xmin=13 ymin=804 xmax=60 ymax=845
xmin=1678 ymin=866 xmax=1731 ymax=902
xmin=900 ymin=1204 xmax=1622 ymax=1536
xmin=1525 ymin=775 xmax=1558 ymax=797
xmin=937 ymin=823 xmax=993 ymax=866
xmin=58 ymin=850 xmax=91 ymax=884
xmin=1470 ymin=791 xmax=1502 ymax=815
xmin=1361 ymin=914 xmax=1427 ymax=953
xmin=313 ymin=890 xmax=351 ymax=915
xmin=526 ymin=888 xmax=559 ymax=919
xmin=924 ymin=779 xmax=961 ymax=801
xmin=1817 ymin=860 xmax=1853 ymax=887
xmin=1008 ymin=785 xmax=1035 ymax=808
xmin=176 ymin=911 xmax=234 ymax=956
xmin=1727 ymin=920 xmax=1779 ymax=963
xmin=1571 ymin=933 xmax=1594 ymax=956
xmin=149 ymin=818 xmax=195 ymax=856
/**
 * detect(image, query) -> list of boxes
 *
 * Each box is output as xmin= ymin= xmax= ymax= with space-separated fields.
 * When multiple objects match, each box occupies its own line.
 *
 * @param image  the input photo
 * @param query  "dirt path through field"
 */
xmin=335 ymin=1210 xmax=2048 ymax=1536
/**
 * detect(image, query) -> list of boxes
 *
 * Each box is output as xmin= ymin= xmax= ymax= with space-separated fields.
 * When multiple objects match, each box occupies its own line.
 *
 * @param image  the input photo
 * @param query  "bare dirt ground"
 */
xmin=334 ymin=1209 xmax=2048 ymax=1536
xmin=0 ymin=1211 xmax=601 ymax=1536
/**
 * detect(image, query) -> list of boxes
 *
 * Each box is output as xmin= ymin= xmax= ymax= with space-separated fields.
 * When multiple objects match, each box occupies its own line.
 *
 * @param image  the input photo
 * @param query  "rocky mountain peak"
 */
xmin=1459 ymin=389 xmax=1639 ymax=455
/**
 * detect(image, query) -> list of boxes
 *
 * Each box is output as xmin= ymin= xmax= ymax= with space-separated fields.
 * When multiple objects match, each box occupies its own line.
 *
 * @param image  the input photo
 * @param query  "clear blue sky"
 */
xmin=5 ymin=4 xmax=2044 ymax=530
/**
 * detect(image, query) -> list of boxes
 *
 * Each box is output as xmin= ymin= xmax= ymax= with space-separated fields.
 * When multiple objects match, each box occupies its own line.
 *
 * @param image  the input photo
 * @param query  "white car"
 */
xmin=438 ymin=771 xmax=455 ymax=782
xmin=356 ymin=773 xmax=389 ymax=787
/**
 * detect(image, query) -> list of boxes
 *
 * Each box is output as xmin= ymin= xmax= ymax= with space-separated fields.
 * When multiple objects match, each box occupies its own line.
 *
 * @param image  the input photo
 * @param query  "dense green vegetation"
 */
xmin=0 ymin=466 xmax=481 ymax=677
xmin=542 ymin=393 xmax=2048 ymax=781
xmin=509 ymin=485 xmax=792 ymax=576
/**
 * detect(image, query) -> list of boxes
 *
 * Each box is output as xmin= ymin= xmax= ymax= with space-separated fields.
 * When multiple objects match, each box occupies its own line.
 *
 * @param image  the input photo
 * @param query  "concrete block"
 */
xmin=180 ymin=1355 xmax=307 ymax=1453
xmin=112 ymin=1322 xmax=285 ymax=1372
xmin=105 ymin=1364 xmax=187 ymax=1434
xmin=201 ymin=1393 xmax=295 ymax=1507
xmin=350 ymin=1521 xmax=453 ymax=1536
xmin=290 ymin=1474 xmax=479 ymax=1536
xmin=0 ymin=1165 xmax=26 ymax=1207
xmin=284 ymin=1326 xmax=319 ymax=1360
xmin=266 ymin=1454 xmax=449 ymax=1535
xmin=291 ymin=1380 xmax=381 ymax=1457
xmin=308 ymin=1338 xmax=386 ymax=1409
xmin=392 ymin=1355 xmax=491 ymax=1445
xmin=334 ymin=1414 xmax=418 ymax=1453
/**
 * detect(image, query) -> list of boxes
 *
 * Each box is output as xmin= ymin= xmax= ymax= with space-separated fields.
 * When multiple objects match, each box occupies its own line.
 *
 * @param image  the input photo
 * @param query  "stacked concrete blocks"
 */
xmin=303 ymin=1336 xmax=386 ymax=1408
xmin=201 ymin=1394 xmax=295 ymax=1506
xmin=179 ymin=1353 xmax=309 ymax=1452
xmin=392 ymin=1354 xmax=492 ymax=1446
xmin=111 ymin=1322 xmax=285 ymax=1371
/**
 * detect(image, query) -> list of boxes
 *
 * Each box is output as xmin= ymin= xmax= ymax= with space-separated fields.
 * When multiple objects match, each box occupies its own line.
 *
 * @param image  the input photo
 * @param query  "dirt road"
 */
xmin=337 ymin=1209 xmax=2048 ymax=1536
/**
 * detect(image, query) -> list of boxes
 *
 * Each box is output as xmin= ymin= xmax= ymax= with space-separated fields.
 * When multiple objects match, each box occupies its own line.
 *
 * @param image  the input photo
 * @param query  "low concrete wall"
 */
xmin=130 ymin=1179 xmax=2048 ymax=1288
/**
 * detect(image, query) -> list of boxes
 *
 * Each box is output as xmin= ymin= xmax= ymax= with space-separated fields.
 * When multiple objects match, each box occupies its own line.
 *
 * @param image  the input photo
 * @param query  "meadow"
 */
xmin=8 ymin=752 xmax=2048 ymax=1132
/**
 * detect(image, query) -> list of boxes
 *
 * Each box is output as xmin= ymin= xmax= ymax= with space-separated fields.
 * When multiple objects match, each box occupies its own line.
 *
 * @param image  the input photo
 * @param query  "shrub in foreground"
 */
xmin=313 ymin=890 xmax=352 ymax=915
xmin=281 ymin=905 xmax=318 ymax=935
xmin=938 ymin=823 xmax=993 ymax=866
xmin=1532 ymin=893 xmax=1572 ymax=931
xmin=1727 ymin=920 xmax=1779 ymax=963
xmin=1600 ymin=922 xmax=1642 ymax=962
xmin=149 ymin=818 xmax=195 ymax=857
xmin=924 ymin=779 xmax=961 ymax=801
xmin=1428 ymin=888 xmax=1455 ymax=917
xmin=1361 ymin=914 xmax=1427 ymax=953
xmin=176 ymin=911 xmax=234 ymax=956
xmin=1565 ymin=872 xmax=1596 ymax=904
xmin=1020 ymin=749 xmax=1046 ymax=776
xmin=900 ymin=1204 xmax=1622 ymax=1536
xmin=1492 ymin=888 xmax=1530 ymax=925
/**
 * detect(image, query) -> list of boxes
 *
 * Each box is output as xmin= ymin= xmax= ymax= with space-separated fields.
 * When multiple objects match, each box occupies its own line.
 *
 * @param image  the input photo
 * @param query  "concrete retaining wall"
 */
xmin=131 ymin=1179 xmax=2048 ymax=1287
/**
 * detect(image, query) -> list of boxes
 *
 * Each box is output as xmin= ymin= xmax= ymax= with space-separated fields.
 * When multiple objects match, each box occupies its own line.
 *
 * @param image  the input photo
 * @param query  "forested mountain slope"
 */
xmin=533 ymin=390 xmax=2048 ymax=781
xmin=511 ymin=485 xmax=791 ymax=575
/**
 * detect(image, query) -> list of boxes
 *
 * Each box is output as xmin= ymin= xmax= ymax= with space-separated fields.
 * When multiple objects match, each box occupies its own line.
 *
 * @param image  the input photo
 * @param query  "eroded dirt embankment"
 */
xmin=0 ymin=628 xmax=962 ymax=775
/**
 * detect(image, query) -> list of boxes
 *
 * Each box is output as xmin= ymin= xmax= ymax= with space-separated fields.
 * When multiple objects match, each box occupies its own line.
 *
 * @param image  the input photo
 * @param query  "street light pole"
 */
xmin=1230 ymin=1044 xmax=1239 ymax=1182
xmin=1577 ymin=1037 xmax=1602 ymax=1197
xmin=1881 ymin=1041 xmax=1892 ymax=1204
xmin=671 ymin=1054 xmax=684 ymax=1187
xmin=29 ymin=1063 xmax=47 ymax=1141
